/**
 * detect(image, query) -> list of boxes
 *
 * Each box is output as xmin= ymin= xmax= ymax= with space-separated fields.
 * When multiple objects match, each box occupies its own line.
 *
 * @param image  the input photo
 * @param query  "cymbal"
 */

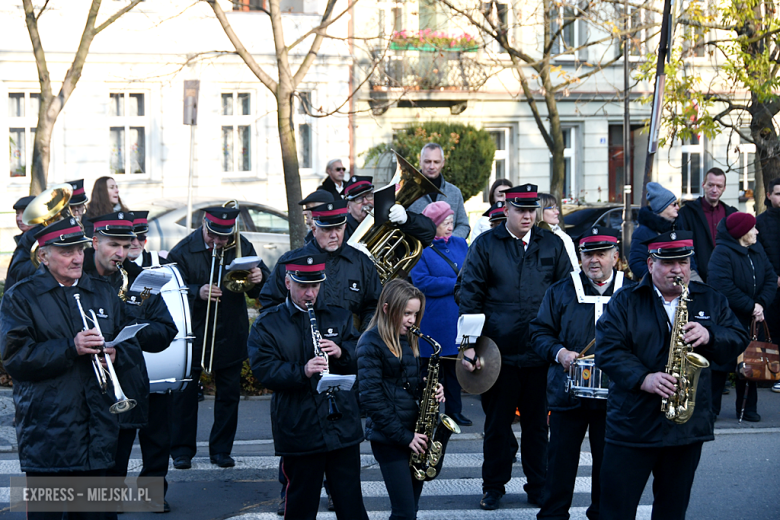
xmin=456 ymin=336 xmax=501 ymax=395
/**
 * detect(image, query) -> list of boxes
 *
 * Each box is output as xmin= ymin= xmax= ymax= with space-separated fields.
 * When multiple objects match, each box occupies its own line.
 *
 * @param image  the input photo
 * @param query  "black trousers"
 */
xmin=107 ymin=393 xmax=172 ymax=495
xmin=599 ymin=442 xmax=703 ymax=520
xmin=481 ymin=364 xmax=548 ymax=497
xmin=420 ymin=358 xmax=463 ymax=416
xmin=280 ymin=444 xmax=368 ymax=520
xmin=170 ymin=364 xmax=240 ymax=459
xmin=26 ymin=470 xmax=108 ymax=520
xmin=371 ymin=441 xmax=424 ymax=520
xmin=711 ymin=371 xmax=757 ymax=416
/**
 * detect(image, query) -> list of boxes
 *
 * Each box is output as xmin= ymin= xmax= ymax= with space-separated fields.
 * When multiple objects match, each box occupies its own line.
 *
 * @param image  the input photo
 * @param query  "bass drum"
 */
xmin=143 ymin=264 xmax=193 ymax=393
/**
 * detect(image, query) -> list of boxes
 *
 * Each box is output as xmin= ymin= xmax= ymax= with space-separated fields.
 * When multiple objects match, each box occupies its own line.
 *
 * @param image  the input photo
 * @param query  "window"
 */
xmin=419 ymin=0 xmax=448 ymax=31
xmin=682 ymin=1 xmax=706 ymax=58
xmin=627 ymin=7 xmax=653 ymax=57
xmin=481 ymin=2 xmax=509 ymax=53
xmin=737 ymin=134 xmax=756 ymax=201
xmin=560 ymin=128 xmax=577 ymax=200
xmin=220 ymin=92 xmax=253 ymax=174
xmin=681 ymin=134 xmax=704 ymax=197
xmin=245 ymin=206 xmax=289 ymax=233
xmin=484 ymin=129 xmax=510 ymax=202
xmin=109 ymin=92 xmax=148 ymax=175
xmin=294 ymin=91 xmax=313 ymax=171
xmin=279 ymin=0 xmax=304 ymax=13
xmin=232 ymin=0 xmax=266 ymax=10
xmin=551 ymin=5 xmax=577 ymax=55
xmin=8 ymin=92 xmax=39 ymax=178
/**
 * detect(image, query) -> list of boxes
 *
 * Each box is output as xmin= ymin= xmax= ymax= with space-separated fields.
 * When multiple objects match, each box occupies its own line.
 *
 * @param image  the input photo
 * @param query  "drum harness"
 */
xmin=570 ymin=270 xmax=624 ymax=325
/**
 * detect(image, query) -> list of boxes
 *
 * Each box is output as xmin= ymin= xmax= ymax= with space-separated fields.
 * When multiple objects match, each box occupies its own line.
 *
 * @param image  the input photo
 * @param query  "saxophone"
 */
xmin=660 ymin=277 xmax=711 ymax=424
xmin=116 ymin=262 xmax=129 ymax=302
xmin=408 ymin=326 xmax=461 ymax=481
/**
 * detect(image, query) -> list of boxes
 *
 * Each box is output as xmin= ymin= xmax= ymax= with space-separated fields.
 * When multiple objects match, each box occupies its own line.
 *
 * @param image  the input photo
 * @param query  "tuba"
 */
xmin=408 ymin=326 xmax=460 ymax=481
xmin=347 ymin=151 xmax=443 ymax=283
xmin=22 ymin=183 xmax=80 ymax=267
xmin=660 ymin=277 xmax=710 ymax=424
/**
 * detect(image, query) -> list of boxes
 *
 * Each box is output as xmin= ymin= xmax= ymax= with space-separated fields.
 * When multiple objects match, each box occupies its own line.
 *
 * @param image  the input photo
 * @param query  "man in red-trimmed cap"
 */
xmin=530 ymin=226 xmax=635 ymax=520
xmin=458 ymin=183 xmax=573 ymax=510
xmin=167 ymin=206 xmax=270 ymax=470
xmin=596 ymin=230 xmax=747 ymax=519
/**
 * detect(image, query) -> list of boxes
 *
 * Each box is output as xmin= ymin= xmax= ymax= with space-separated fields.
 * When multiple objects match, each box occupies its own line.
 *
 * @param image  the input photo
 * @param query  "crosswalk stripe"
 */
xmin=356 ymin=476 xmax=593 ymax=498
xmin=0 ymin=452 xmax=594 ymax=476
xmin=229 ymin=505 xmax=654 ymax=519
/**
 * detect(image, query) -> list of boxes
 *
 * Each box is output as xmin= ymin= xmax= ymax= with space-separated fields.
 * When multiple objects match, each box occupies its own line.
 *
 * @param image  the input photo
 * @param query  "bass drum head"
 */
xmin=143 ymin=264 xmax=193 ymax=393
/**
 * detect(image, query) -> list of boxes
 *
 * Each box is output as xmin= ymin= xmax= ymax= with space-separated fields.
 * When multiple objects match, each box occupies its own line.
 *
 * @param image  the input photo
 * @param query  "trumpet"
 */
xmin=73 ymin=294 xmax=137 ymax=414
xmin=201 ymin=245 xmax=225 ymax=375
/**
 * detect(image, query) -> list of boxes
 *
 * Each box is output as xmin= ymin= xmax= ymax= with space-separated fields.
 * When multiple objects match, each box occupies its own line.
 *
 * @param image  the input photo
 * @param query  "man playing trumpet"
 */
xmin=0 ymin=218 xmax=144 ymax=517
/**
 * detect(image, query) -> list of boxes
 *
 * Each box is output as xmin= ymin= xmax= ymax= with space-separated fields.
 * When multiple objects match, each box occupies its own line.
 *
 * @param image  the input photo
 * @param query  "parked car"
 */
xmin=141 ymin=199 xmax=291 ymax=268
xmin=563 ymin=203 xmax=639 ymax=256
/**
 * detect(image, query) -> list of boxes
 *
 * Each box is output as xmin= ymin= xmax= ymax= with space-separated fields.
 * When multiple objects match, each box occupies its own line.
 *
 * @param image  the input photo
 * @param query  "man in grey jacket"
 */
xmin=407 ymin=142 xmax=471 ymax=239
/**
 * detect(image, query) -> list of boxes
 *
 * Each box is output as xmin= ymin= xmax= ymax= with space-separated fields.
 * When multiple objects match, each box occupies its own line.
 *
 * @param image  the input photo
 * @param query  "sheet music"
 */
xmin=105 ymin=323 xmax=148 ymax=348
xmin=226 ymin=255 xmax=261 ymax=272
xmin=456 ymin=314 xmax=486 ymax=344
xmin=129 ymin=268 xmax=172 ymax=295
xmin=317 ymin=374 xmax=356 ymax=394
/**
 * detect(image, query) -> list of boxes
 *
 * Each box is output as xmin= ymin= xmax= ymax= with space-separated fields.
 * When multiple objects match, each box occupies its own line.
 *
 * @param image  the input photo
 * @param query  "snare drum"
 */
xmin=143 ymin=264 xmax=193 ymax=393
xmin=566 ymin=358 xmax=609 ymax=399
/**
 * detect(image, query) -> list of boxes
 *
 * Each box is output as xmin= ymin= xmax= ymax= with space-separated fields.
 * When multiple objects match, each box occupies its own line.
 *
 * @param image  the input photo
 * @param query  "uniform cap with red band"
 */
xmin=310 ymin=200 xmax=348 ymax=228
xmin=482 ymin=201 xmax=507 ymax=222
xmin=504 ymin=184 xmax=540 ymax=208
xmin=578 ymin=226 xmax=620 ymax=252
xmin=65 ymin=179 xmax=89 ymax=206
xmin=203 ymin=206 xmax=239 ymax=236
xmin=643 ymin=230 xmax=695 ymax=259
xmin=89 ymin=211 xmax=136 ymax=238
xmin=132 ymin=210 xmax=149 ymax=234
xmin=344 ymin=175 xmax=374 ymax=200
xmin=34 ymin=217 xmax=91 ymax=247
xmin=282 ymin=253 xmax=328 ymax=283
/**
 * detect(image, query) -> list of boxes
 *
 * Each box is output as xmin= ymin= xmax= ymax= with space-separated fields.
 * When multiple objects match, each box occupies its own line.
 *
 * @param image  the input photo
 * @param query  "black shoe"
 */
xmin=277 ymin=499 xmax=285 ymax=516
xmin=741 ymin=411 xmax=761 ymax=422
xmin=172 ymin=456 xmax=191 ymax=470
xmin=210 ymin=453 xmax=236 ymax=467
xmin=154 ymin=500 xmax=170 ymax=514
xmin=480 ymin=490 xmax=502 ymax=510
xmin=327 ymin=494 xmax=334 ymax=511
xmin=450 ymin=413 xmax=473 ymax=427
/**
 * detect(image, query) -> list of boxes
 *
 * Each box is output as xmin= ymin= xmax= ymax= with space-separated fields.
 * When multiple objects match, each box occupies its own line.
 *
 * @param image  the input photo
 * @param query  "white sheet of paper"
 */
xmin=226 ymin=255 xmax=261 ymax=272
xmin=317 ymin=373 xmax=356 ymax=394
xmin=129 ymin=268 xmax=173 ymax=295
xmin=456 ymin=314 xmax=486 ymax=345
xmin=105 ymin=323 xmax=149 ymax=348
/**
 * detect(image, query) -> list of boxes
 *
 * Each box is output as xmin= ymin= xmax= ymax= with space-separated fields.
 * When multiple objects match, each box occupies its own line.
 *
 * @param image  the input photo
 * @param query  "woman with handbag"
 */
xmin=708 ymin=212 xmax=777 ymax=422
xmin=410 ymin=201 xmax=471 ymax=426
xmin=357 ymin=279 xmax=445 ymax=520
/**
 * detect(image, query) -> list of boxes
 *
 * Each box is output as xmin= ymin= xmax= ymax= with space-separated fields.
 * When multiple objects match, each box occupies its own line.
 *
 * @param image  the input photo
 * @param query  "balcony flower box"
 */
xmin=390 ymin=30 xmax=478 ymax=53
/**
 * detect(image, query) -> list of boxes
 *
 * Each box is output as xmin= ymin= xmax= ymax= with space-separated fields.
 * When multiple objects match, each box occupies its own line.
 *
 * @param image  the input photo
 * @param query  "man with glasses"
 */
xmin=168 ymin=207 xmax=269 ymax=470
xmin=342 ymin=175 xmax=435 ymax=247
xmin=319 ymin=158 xmax=348 ymax=200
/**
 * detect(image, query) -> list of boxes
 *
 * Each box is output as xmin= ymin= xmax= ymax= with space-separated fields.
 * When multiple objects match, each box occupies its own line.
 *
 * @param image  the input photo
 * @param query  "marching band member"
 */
xmin=596 ymin=231 xmax=747 ymax=519
xmin=357 ymin=278 xmax=445 ymax=520
xmin=342 ymin=175 xmax=435 ymax=245
xmin=482 ymin=201 xmax=507 ymax=231
xmin=249 ymin=254 xmax=368 ymax=520
xmin=530 ymin=227 xmax=634 ymax=520
xmin=259 ymin=200 xmax=382 ymax=331
xmin=168 ymin=207 xmax=268 ymax=470
xmin=0 ymin=218 xmax=144 ymax=520
xmin=66 ymin=178 xmax=90 ymax=222
xmin=299 ymin=190 xmax=334 ymax=244
xmin=458 ymin=184 xmax=572 ymax=510
xmin=5 ymin=195 xmax=38 ymax=289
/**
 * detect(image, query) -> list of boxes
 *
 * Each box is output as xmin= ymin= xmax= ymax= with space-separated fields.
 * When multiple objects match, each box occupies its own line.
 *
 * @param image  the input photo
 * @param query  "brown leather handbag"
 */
xmin=737 ymin=320 xmax=780 ymax=382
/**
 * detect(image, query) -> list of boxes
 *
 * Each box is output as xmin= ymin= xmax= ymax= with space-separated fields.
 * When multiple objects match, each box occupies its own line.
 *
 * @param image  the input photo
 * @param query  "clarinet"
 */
xmin=305 ymin=302 xmax=341 ymax=421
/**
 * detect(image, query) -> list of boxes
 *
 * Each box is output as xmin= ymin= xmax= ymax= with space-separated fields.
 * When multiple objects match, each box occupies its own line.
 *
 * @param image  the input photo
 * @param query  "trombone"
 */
xmin=73 ymin=294 xmax=137 ymax=414
xmin=201 ymin=244 xmax=225 ymax=375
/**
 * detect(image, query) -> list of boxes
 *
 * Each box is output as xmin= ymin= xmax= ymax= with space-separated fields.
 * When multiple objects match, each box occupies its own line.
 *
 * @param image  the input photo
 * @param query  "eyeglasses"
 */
xmin=207 ymin=231 xmax=229 ymax=241
xmin=334 ymin=167 xmax=346 ymax=172
xmin=354 ymin=193 xmax=374 ymax=204
xmin=672 ymin=202 xmax=680 ymax=207
xmin=134 ymin=234 xmax=147 ymax=242
xmin=544 ymin=205 xmax=558 ymax=211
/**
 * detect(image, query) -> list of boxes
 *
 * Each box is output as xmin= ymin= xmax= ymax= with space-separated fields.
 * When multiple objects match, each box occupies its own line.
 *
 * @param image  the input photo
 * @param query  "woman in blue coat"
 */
xmin=410 ymin=201 xmax=471 ymax=426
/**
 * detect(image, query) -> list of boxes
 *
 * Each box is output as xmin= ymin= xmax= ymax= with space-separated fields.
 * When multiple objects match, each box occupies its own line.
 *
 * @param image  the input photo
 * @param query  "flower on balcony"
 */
xmin=390 ymin=30 xmax=479 ymax=51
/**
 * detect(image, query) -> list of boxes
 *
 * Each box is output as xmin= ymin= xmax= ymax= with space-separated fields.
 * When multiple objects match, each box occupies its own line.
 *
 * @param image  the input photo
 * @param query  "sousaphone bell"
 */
xmin=22 ymin=183 xmax=79 ymax=267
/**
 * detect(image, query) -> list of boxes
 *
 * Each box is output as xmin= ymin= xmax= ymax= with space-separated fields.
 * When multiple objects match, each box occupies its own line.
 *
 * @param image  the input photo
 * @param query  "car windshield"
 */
xmin=146 ymin=207 xmax=173 ymax=220
xmin=563 ymin=208 xmax=605 ymax=227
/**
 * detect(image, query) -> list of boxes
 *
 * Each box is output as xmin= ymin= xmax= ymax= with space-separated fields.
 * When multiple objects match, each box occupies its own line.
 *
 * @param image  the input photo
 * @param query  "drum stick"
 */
xmin=578 ymin=354 xmax=595 ymax=360
xmin=578 ymin=339 xmax=596 ymax=358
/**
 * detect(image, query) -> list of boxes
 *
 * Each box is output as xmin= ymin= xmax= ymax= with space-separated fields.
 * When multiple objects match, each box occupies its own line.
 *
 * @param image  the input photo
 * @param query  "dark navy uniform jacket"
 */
xmin=248 ymin=299 xmax=363 ymax=456
xmin=595 ymin=275 xmax=747 ymax=448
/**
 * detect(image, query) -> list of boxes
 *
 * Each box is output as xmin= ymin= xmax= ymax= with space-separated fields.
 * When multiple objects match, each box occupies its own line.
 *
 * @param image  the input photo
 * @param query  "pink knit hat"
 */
xmin=422 ymin=201 xmax=454 ymax=227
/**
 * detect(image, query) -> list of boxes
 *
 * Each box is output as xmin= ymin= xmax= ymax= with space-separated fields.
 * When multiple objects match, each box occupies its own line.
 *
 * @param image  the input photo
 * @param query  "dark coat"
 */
xmin=676 ymin=197 xmax=737 ymax=282
xmin=628 ymin=207 xmax=674 ymax=279
xmin=595 ymin=275 xmax=748 ymax=448
xmin=318 ymin=178 xmax=346 ymax=201
xmin=344 ymin=210 xmax=436 ymax=249
xmin=82 ymin=249 xmax=177 ymax=429
xmin=755 ymin=207 xmax=780 ymax=339
xmin=5 ymin=224 xmax=43 ymax=289
xmin=167 ymin=227 xmax=269 ymax=370
xmin=357 ymin=327 xmax=421 ymax=447
xmin=248 ymin=299 xmax=363 ymax=456
xmin=0 ymin=269 xmax=143 ymax=472
xmin=531 ymin=271 xmax=635 ymax=411
xmin=410 ymin=236 xmax=468 ymax=357
xmin=258 ymin=240 xmax=382 ymax=331
xmin=706 ymin=220 xmax=776 ymax=370
xmin=458 ymin=223 xmax=573 ymax=367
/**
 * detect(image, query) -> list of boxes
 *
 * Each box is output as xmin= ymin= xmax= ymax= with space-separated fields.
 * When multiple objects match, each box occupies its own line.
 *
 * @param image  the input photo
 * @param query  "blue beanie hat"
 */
xmin=646 ymin=182 xmax=677 ymax=214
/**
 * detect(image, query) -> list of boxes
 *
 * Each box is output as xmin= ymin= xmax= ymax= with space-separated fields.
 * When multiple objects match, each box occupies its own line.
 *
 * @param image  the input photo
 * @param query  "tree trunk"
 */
xmin=751 ymin=96 xmax=780 ymax=215
xmin=30 ymin=97 xmax=55 ymax=195
xmin=543 ymin=76 xmax=566 ymax=202
xmin=277 ymin=88 xmax=306 ymax=249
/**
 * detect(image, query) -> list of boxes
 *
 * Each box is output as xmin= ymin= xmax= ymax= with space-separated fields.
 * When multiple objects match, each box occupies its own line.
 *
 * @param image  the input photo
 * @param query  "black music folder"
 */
xmin=373 ymin=183 xmax=396 ymax=227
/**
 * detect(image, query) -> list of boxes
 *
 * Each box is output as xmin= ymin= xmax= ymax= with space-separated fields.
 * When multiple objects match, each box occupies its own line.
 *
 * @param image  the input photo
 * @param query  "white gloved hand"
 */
xmin=388 ymin=204 xmax=408 ymax=225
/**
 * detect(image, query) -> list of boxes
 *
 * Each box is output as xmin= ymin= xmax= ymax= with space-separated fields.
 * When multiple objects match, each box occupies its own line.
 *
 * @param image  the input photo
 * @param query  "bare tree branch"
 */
xmin=287 ymin=0 xmax=358 ymax=52
xmin=292 ymin=0 xmax=337 ymax=86
xmin=22 ymin=0 xmax=52 ymax=100
xmin=95 ymin=0 xmax=144 ymax=34
xmin=35 ymin=0 xmax=50 ymax=20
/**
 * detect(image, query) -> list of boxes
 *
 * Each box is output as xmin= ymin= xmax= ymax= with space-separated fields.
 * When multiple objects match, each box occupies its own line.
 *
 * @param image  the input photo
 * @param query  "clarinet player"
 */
xmin=357 ymin=279 xmax=445 ymax=520
xmin=248 ymin=253 xmax=368 ymax=520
